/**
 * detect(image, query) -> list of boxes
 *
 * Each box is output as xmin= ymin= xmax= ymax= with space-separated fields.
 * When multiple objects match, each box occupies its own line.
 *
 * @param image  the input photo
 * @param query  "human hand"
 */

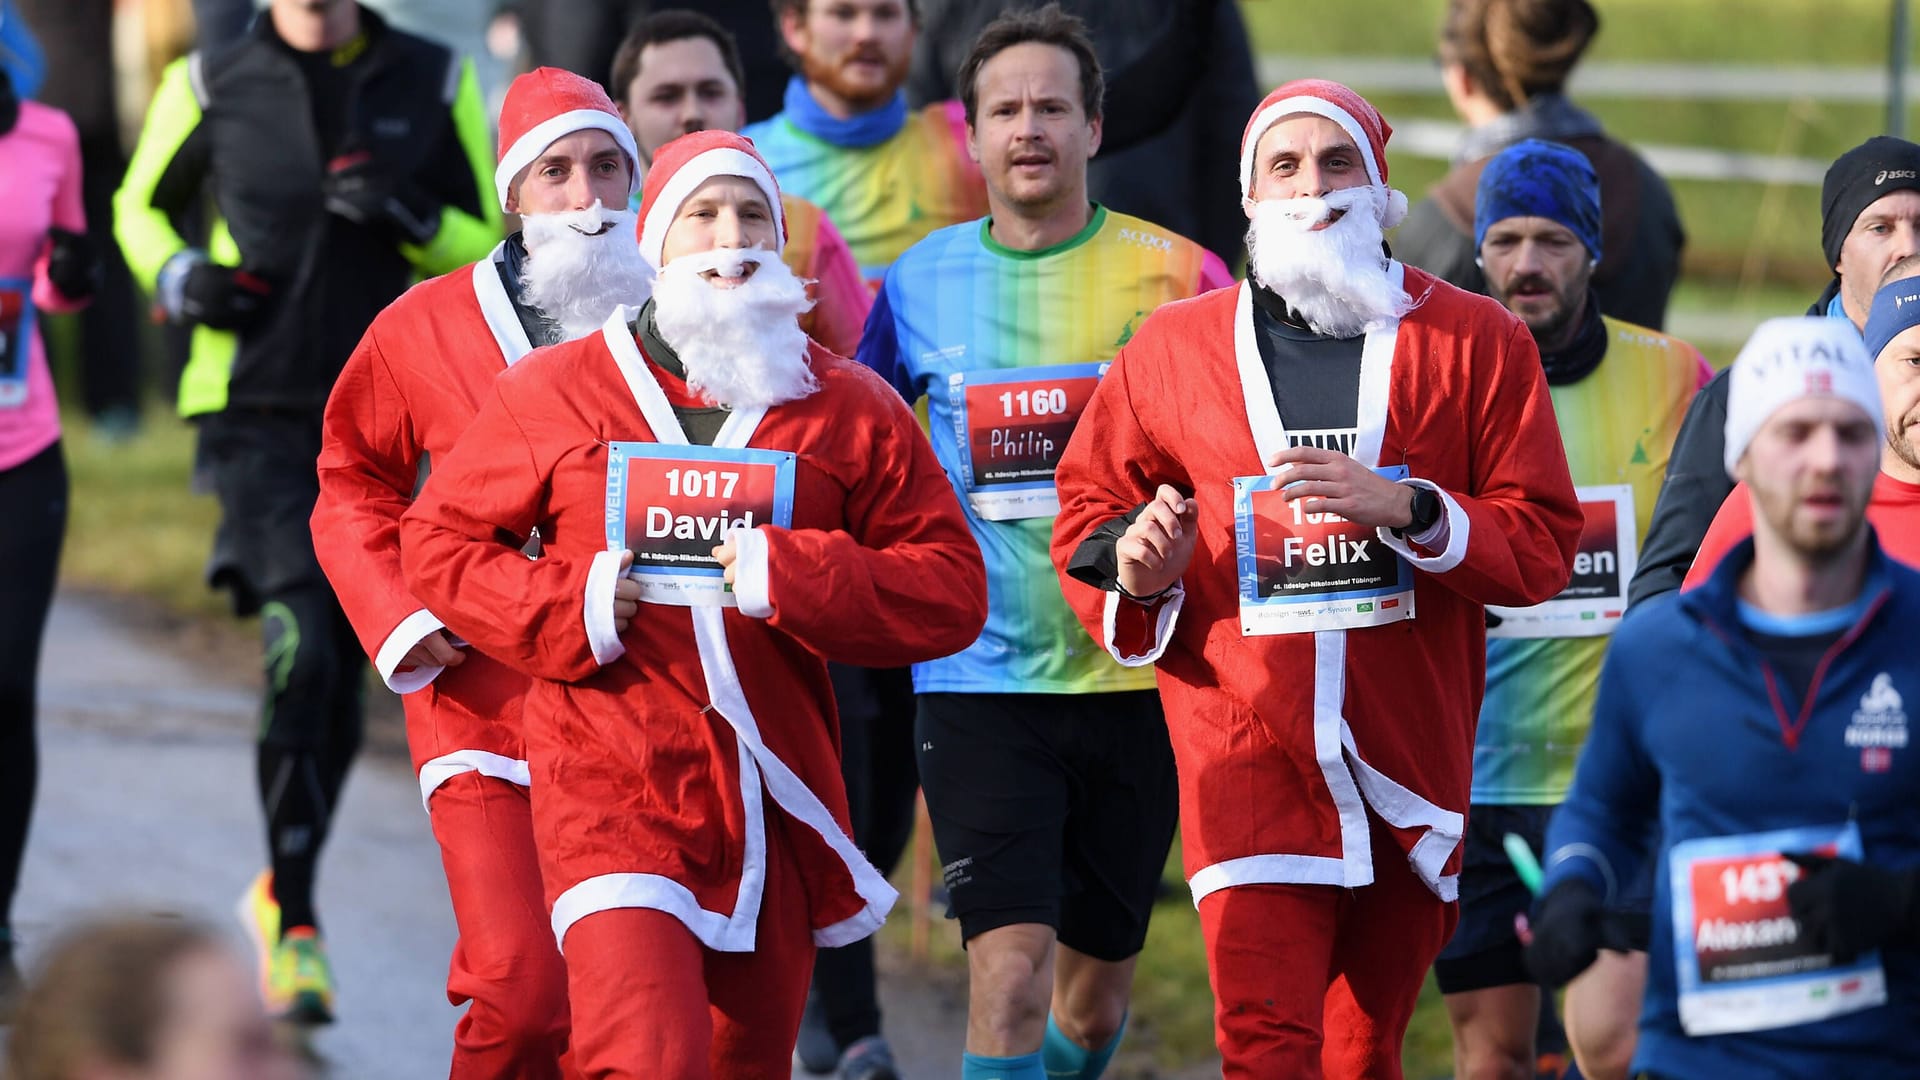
xmin=398 ymin=629 xmax=465 ymax=671
xmin=164 ymin=255 xmax=272 ymax=330
xmin=1786 ymin=853 xmax=1920 ymax=963
xmin=1523 ymin=879 xmax=1606 ymax=988
xmin=612 ymin=550 xmax=641 ymax=633
xmin=1264 ymin=446 xmax=1414 ymax=529
xmin=323 ymin=151 xmax=441 ymax=245
xmin=1115 ymin=485 xmax=1198 ymax=600
xmin=712 ymin=540 xmax=739 ymax=586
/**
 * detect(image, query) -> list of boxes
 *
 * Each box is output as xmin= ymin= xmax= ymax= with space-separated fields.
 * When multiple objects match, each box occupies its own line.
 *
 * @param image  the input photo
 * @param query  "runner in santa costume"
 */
xmin=398 ymin=129 xmax=987 ymax=1079
xmin=1049 ymin=79 xmax=1583 ymax=1077
xmin=310 ymin=67 xmax=647 ymax=1079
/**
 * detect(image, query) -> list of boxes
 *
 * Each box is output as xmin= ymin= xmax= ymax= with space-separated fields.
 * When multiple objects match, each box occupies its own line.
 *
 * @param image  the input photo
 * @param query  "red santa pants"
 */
xmin=560 ymin=824 xmax=816 ymax=1079
xmin=429 ymin=771 xmax=574 ymax=1079
xmin=1198 ymin=815 xmax=1458 ymax=1079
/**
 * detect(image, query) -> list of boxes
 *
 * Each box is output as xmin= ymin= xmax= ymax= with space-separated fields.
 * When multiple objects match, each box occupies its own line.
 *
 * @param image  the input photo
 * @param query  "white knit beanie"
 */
xmin=1723 ymin=317 xmax=1883 ymax=478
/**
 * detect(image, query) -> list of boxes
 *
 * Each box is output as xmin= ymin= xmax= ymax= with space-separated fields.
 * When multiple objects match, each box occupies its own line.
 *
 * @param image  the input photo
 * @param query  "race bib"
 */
xmin=1232 ymin=465 xmax=1416 ymax=635
xmin=604 ymin=442 xmax=796 ymax=607
xmin=946 ymin=363 xmax=1105 ymax=520
xmin=0 ymin=281 xmax=32 ymax=409
xmin=1669 ymin=822 xmax=1886 ymax=1036
xmin=1488 ymin=484 xmax=1636 ymax=638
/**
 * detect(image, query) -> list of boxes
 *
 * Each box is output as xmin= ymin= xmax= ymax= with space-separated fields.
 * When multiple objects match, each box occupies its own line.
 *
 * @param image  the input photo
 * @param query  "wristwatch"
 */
xmin=1391 ymin=485 xmax=1442 ymax=539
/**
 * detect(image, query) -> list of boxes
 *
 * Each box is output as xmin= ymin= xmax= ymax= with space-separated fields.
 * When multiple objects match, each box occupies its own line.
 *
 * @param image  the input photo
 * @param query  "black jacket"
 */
xmin=116 ymin=6 xmax=497 ymax=415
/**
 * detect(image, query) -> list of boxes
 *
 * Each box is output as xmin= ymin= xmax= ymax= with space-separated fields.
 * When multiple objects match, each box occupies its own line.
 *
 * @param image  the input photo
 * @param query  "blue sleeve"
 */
xmin=853 ymin=277 xmax=916 ymax=404
xmin=1543 ymin=633 xmax=1662 ymax=902
xmin=0 ymin=0 xmax=45 ymax=99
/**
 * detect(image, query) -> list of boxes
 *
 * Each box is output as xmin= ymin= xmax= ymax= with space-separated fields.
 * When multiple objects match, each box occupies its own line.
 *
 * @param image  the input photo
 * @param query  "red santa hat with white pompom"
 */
xmin=635 ymin=130 xmax=788 ymax=270
xmin=1239 ymin=78 xmax=1408 ymax=227
xmin=494 ymin=66 xmax=642 ymax=213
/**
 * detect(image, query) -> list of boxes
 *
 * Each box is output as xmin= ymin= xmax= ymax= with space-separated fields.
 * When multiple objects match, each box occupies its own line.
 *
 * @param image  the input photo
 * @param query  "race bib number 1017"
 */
xmin=947 ymin=363 xmax=1104 ymax=521
xmin=1233 ymin=465 xmax=1416 ymax=635
xmin=604 ymin=442 xmax=796 ymax=607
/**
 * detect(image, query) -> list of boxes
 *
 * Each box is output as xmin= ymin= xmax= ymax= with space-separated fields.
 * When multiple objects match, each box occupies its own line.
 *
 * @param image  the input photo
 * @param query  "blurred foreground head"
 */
xmin=6 ymin=917 xmax=304 ymax=1080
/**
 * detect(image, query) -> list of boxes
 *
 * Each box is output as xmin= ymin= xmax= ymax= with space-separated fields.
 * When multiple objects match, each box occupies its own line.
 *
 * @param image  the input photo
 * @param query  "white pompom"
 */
xmin=1380 ymin=187 xmax=1409 ymax=229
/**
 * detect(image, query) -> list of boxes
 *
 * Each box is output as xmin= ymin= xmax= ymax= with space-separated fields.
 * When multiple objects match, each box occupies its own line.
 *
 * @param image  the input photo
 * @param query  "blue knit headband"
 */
xmin=1474 ymin=139 xmax=1602 ymax=262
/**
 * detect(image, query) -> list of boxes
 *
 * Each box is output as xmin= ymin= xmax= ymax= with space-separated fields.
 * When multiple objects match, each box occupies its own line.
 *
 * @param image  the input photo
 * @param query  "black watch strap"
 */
xmin=1393 ymin=485 xmax=1441 ymax=539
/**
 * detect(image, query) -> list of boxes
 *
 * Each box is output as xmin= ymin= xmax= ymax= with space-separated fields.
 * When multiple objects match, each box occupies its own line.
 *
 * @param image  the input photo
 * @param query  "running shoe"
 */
xmin=270 ymin=927 xmax=336 ymax=1026
xmin=835 ymin=1035 xmax=900 ymax=1080
xmin=236 ymin=870 xmax=280 ymax=1004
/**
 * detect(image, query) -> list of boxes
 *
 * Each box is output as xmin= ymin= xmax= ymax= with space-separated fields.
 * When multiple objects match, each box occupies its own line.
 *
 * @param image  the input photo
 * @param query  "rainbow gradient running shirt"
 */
xmin=1474 ymin=317 xmax=1710 ymax=803
xmin=743 ymin=79 xmax=987 ymax=288
xmin=859 ymin=206 xmax=1233 ymax=694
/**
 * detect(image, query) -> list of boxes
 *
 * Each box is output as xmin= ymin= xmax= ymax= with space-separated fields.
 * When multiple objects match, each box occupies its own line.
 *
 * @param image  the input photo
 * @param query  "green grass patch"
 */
xmin=58 ymin=406 xmax=225 ymax=617
xmin=1240 ymin=0 xmax=1900 ymax=66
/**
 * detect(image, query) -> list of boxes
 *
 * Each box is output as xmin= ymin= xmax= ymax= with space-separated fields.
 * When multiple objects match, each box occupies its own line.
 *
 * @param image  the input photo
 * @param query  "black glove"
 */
xmin=46 ymin=228 xmax=99 ymax=303
xmin=1524 ymin=878 xmax=1611 ymax=987
xmin=322 ymin=150 xmax=441 ymax=245
xmin=1786 ymin=854 xmax=1920 ymax=964
xmin=179 ymin=262 xmax=273 ymax=330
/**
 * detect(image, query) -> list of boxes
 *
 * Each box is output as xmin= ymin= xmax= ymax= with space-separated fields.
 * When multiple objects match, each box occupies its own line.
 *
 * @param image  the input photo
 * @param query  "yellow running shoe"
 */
xmin=270 ymin=927 xmax=336 ymax=1025
xmin=235 ymin=870 xmax=281 ymax=1007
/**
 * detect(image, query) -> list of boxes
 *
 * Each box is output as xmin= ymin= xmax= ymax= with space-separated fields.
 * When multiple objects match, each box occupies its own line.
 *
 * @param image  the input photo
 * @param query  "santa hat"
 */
xmin=494 ymin=67 xmax=642 ymax=212
xmin=635 ymin=130 xmax=787 ymax=270
xmin=1723 ymin=317 xmax=1882 ymax=478
xmin=1240 ymin=79 xmax=1407 ymax=225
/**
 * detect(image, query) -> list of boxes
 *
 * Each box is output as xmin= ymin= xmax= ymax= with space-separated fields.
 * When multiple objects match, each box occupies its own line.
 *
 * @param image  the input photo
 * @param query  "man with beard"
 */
xmin=112 ymin=0 xmax=498 ymax=1022
xmin=398 ymin=130 xmax=987 ymax=1079
xmin=1438 ymin=139 xmax=1709 ymax=1080
xmin=858 ymin=11 xmax=1230 ymax=1080
xmin=310 ymin=67 xmax=647 ymax=1078
xmin=1682 ymin=266 xmax=1920 ymax=580
xmin=1630 ymin=136 xmax=1920 ymax=607
xmin=613 ymin=10 xmax=870 ymax=358
xmin=743 ymin=0 xmax=986 ymax=287
xmin=1526 ymin=317 xmax=1920 ymax=1079
xmin=1048 ymin=80 xmax=1582 ymax=1077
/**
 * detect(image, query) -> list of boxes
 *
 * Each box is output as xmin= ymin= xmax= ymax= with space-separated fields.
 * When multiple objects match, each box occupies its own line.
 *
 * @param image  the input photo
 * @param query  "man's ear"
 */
xmin=1242 ymin=195 xmax=1258 ymax=221
xmin=1086 ymin=113 xmax=1102 ymax=159
xmin=778 ymin=8 xmax=808 ymax=58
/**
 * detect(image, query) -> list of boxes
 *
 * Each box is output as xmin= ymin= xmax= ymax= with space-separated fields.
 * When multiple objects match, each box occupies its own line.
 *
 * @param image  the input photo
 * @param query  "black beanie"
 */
xmin=1822 ymin=136 xmax=1920 ymax=269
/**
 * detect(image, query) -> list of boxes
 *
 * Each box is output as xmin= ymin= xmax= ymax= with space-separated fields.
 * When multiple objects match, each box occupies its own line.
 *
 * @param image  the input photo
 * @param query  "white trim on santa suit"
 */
xmin=1100 ymin=271 xmax=1467 ymax=904
xmin=547 ymin=306 xmax=898 ymax=953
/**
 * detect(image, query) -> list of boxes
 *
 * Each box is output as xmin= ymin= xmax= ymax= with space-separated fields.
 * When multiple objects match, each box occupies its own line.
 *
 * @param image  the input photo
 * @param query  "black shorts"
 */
xmin=1435 ymin=803 xmax=1654 ymax=994
xmin=915 ymin=690 xmax=1178 ymax=962
xmin=195 ymin=410 xmax=328 ymax=615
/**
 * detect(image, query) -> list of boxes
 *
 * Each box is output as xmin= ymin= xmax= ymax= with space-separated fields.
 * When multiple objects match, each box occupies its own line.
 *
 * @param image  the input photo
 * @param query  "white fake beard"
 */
xmin=519 ymin=204 xmax=652 ymax=341
xmin=650 ymin=249 xmax=819 ymax=411
xmin=1246 ymin=186 xmax=1411 ymax=338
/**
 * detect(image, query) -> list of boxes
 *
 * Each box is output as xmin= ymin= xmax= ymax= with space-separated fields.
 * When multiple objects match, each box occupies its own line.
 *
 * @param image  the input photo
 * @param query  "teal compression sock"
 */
xmin=1042 ymin=1012 xmax=1127 ymax=1079
xmin=962 ymin=1050 xmax=1046 ymax=1079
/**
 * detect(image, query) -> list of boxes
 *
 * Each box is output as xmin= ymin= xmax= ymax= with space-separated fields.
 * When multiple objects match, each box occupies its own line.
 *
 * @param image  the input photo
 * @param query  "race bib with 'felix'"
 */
xmin=1487 ymin=484 xmax=1636 ymax=639
xmin=946 ymin=363 xmax=1104 ymax=520
xmin=604 ymin=442 xmax=796 ymax=607
xmin=0 ymin=281 xmax=33 ymax=409
xmin=1669 ymin=822 xmax=1886 ymax=1036
xmin=1233 ymin=465 xmax=1416 ymax=635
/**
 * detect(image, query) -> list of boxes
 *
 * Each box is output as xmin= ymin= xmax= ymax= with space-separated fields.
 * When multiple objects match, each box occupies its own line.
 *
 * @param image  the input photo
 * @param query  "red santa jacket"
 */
xmin=312 ymin=243 xmax=540 ymax=806
xmin=398 ymin=317 xmax=986 ymax=951
xmin=1051 ymin=267 xmax=1581 ymax=904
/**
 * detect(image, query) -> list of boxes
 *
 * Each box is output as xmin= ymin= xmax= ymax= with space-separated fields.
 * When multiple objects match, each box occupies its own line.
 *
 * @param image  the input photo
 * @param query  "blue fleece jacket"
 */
xmin=1544 ymin=534 xmax=1920 ymax=1079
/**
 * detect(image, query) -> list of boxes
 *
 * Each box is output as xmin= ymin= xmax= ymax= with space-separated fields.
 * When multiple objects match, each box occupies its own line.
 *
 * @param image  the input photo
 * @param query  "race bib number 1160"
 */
xmin=604 ymin=442 xmax=796 ymax=607
xmin=947 ymin=363 xmax=1104 ymax=521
